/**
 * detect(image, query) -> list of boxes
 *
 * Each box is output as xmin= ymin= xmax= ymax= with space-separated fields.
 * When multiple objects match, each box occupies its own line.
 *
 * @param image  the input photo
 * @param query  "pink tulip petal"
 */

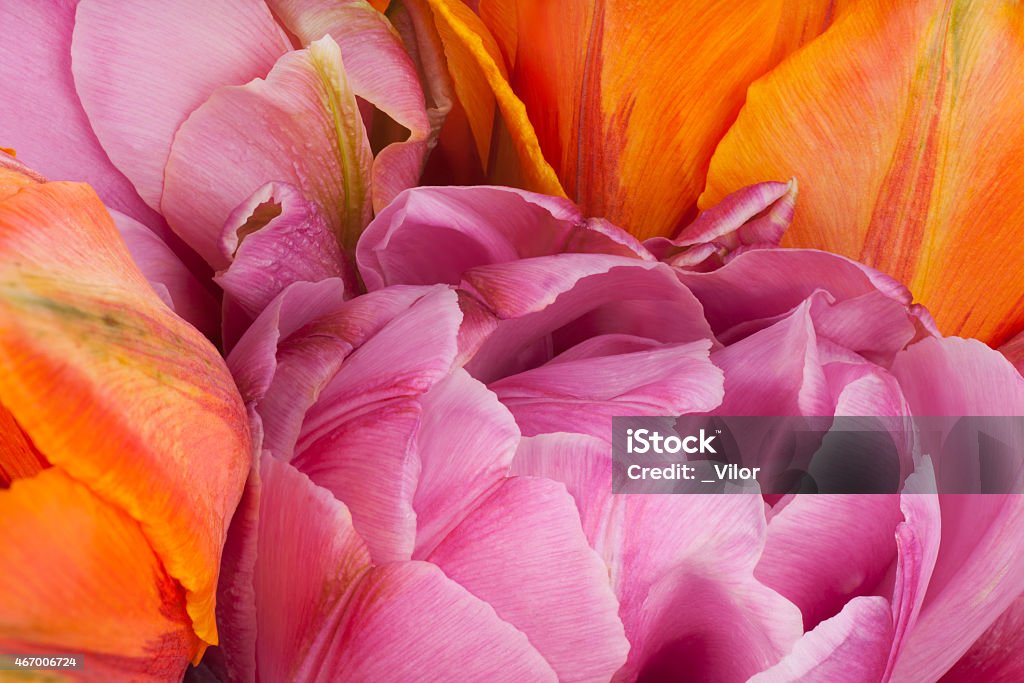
xmin=622 ymin=565 xmax=803 ymax=682
xmin=755 ymin=495 xmax=903 ymax=631
xmin=265 ymin=0 xmax=437 ymax=210
xmin=163 ymin=37 xmax=372 ymax=268
xmin=322 ymin=562 xmax=557 ymax=682
xmin=998 ymin=329 xmax=1024 ymax=375
xmin=412 ymin=369 xmax=519 ymax=557
xmin=511 ymin=434 xmax=802 ymax=681
xmin=941 ymin=594 xmax=1024 ymax=683
xmin=676 ymin=249 xmax=926 ymax=344
xmin=110 ymin=210 xmax=218 ymax=338
xmin=492 ymin=340 xmax=723 ymax=438
xmin=889 ymin=337 xmax=1024 ymax=680
xmin=357 ymin=186 xmax=649 ymax=289
xmin=645 ymin=180 xmax=797 ymax=269
xmin=749 ymin=597 xmax=894 ymax=683
xmin=245 ymin=455 xmax=557 ymax=681
xmin=71 ymin=0 xmax=290 ymax=209
xmin=711 ymin=299 xmax=833 ymax=416
xmin=462 ymin=256 xmax=712 ymax=383
xmin=0 ymin=1 xmax=162 ymax=229
xmin=216 ymin=182 xmax=350 ymax=325
xmin=428 ymin=477 xmax=629 ymax=682
xmin=235 ymin=285 xmax=461 ymax=563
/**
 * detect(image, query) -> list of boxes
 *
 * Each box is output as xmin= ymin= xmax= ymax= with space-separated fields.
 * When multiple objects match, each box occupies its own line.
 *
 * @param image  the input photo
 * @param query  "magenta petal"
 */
xmin=941 ymin=594 xmax=1024 ymax=682
xmin=755 ymin=495 xmax=903 ymax=631
xmin=749 ymin=597 xmax=894 ymax=683
xmin=71 ymin=0 xmax=290 ymax=208
xmin=216 ymin=182 xmax=350 ymax=324
xmin=245 ymin=456 xmax=557 ymax=681
xmin=645 ymin=180 xmax=796 ymax=267
xmin=462 ymin=256 xmax=712 ymax=383
xmin=0 ymin=1 xmax=161 ymax=229
xmin=357 ymin=186 xmax=649 ymax=290
xmin=889 ymin=337 xmax=1024 ymax=680
xmin=163 ymin=37 xmax=373 ymax=268
xmin=428 ymin=477 xmax=629 ymax=682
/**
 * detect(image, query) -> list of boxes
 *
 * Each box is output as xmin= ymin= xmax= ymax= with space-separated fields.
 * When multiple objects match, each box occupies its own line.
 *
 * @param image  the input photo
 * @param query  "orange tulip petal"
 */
xmin=475 ymin=0 xmax=836 ymax=239
xmin=703 ymin=0 xmax=1024 ymax=345
xmin=0 ymin=469 xmax=196 ymax=678
xmin=424 ymin=0 xmax=566 ymax=198
xmin=0 ymin=401 xmax=47 ymax=487
xmin=0 ymin=169 xmax=251 ymax=648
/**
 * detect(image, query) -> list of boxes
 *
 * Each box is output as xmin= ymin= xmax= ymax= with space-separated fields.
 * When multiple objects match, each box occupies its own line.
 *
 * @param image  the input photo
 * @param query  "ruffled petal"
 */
xmin=163 ymin=37 xmax=372 ymax=268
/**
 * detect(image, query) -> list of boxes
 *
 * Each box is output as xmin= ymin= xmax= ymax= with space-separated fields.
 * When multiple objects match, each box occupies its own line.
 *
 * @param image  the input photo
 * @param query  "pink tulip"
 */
xmin=358 ymin=183 xmax=1024 ymax=681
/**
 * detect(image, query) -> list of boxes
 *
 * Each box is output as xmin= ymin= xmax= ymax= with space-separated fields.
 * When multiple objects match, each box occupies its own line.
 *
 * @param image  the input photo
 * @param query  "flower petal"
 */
xmin=266 ymin=0 xmax=444 ymax=210
xmin=0 ymin=469 xmax=196 ymax=678
xmin=357 ymin=185 xmax=649 ymax=290
xmin=163 ymin=37 xmax=372 ymax=268
xmin=457 ymin=0 xmax=835 ymax=238
xmin=71 ymin=0 xmax=290 ymax=209
xmin=0 ymin=171 xmax=251 ymax=647
xmin=424 ymin=0 xmax=566 ymax=197
xmin=0 ymin=1 xmax=161 ymax=228
xmin=428 ymin=477 xmax=629 ymax=682
xmin=702 ymin=0 xmax=1024 ymax=344
xmin=749 ymin=597 xmax=894 ymax=683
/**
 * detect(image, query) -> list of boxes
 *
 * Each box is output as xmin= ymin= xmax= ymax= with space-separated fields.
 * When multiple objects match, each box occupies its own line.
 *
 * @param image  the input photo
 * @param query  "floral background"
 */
xmin=1 ymin=1 xmax=1024 ymax=681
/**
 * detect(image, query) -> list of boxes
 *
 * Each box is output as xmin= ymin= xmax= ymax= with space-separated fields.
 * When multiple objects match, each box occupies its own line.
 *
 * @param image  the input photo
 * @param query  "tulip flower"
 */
xmin=423 ymin=0 xmax=1024 ymax=346
xmin=0 ymin=156 xmax=251 ymax=678
xmin=354 ymin=183 xmax=1024 ymax=681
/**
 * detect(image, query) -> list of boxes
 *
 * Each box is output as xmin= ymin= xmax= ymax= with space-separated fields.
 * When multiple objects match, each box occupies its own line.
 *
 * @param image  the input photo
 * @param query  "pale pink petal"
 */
xmin=163 ymin=37 xmax=372 ymax=268
xmin=110 ymin=209 xmax=218 ymax=338
xmin=429 ymin=477 xmax=629 ymax=682
xmin=749 ymin=597 xmax=894 ymax=683
xmin=412 ymin=369 xmax=519 ymax=557
xmin=253 ymin=456 xmax=372 ymax=681
xmin=265 ymin=0 xmax=445 ymax=211
xmin=286 ymin=287 xmax=463 ymax=562
xmin=462 ymin=256 xmax=712 ymax=383
xmin=216 ymin=182 xmax=351 ymax=327
xmin=357 ymin=186 xmax=648 ymax=290
xmin=245 ymin=455 xmax=556 ymax=682
xmin=71 ymin=0 xmax=290 ymax=208
xmin=492 ymin=340 xmax=723 ymax=438
xmin=0 ymin=0 xmax=162 ymax=229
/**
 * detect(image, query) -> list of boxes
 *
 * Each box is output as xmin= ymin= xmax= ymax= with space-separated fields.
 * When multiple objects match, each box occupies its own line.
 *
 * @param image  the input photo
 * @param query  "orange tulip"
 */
xmin=425 ymin=0 xmax=1024 ymax=346
xmin=423 ymin=0 xmax=837 ymax=238
xmin=0 ymin=156 xmax=251 ymax=679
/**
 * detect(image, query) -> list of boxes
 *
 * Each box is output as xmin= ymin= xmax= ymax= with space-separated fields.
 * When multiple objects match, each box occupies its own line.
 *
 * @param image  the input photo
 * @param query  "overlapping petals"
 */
xmin=0 ymin=158 xmax=251 ymax=676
